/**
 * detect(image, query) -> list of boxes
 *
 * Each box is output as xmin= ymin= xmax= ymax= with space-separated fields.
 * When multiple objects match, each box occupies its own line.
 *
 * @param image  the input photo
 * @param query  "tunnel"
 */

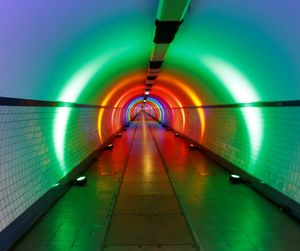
xmin=1 ymin=0 xmax=300 ymax=250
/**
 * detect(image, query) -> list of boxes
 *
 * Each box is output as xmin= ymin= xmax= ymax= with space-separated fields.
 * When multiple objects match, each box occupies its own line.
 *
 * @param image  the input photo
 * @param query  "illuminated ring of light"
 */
xmin=110 ymin=85 xmax=148 ymax=131
xmin=146 ymin=95 xmax=174 ymax=122
xmin=126 ymin=97 xmax=165 ymax=122
xmin=147 ymin=96 xmax=169 ymax=122
xmin=125 ymin=97 xmax=162 ymax=121
xmin=150 ymin=86 xmax=186 ymax=132
xmin=97 ymin=73 xmax=204 ymax=143
xmin=150 ymin=92 xmax=175 ymax=122
xmin=126 ymin=97 xmax=146 ymax=121
xmin=201 ymin=55 xmax=263 ymax=166
xmin=147 ymin=94 xmax=176 ymax=128
xmin=53 ymin=49 xmax=125 ymax=173
xmin=98 ymin=73 xmax=145 ymax=143
xmin=157 ymin=74 xmax=205 ymax=140
xmin=145 ymin=97 xmax=166 ymax=121
xmin=145 ymin=101 xmax=162 ymax=120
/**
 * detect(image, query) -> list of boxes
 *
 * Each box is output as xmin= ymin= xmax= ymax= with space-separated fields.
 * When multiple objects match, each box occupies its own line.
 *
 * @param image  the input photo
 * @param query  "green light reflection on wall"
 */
xmin=53 ymin=49 xmax=126 ymax=174
xmin=201 ymin=55 xmax=263 ymax=167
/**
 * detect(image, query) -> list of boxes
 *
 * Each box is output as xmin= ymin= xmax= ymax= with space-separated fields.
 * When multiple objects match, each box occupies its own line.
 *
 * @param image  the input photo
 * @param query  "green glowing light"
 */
xmin=54 ymin=107 xmax=69 ymax=174
xmin=53 ymin=50 xmax=125 ymax=174
xmin=76 ymin=176 xmax=86 ymax=181
xmin=202 ymin=56 xmax=259 ymax=103
xmin=201 ymin=56 xmax=263 ymax=165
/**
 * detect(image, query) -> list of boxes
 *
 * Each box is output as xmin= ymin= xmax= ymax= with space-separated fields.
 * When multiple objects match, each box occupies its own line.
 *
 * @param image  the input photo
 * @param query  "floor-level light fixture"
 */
xmin=189 ymin=143 xmax=196 ymax=149
xmin=72 ymin=176 xmax=88 ymax=186
xmin=106 ymin=143 xmax=113 ymax=150
xmin=229 ymin=174 xmax=241 ymax=184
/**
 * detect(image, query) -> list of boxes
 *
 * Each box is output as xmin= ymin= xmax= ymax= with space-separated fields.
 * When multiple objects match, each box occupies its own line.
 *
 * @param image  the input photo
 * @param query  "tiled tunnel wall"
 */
xmin=1 ymin=104 xmax=300 ymax=236
xmin=0 ymin=106 xmax=121 ymax=233
xmin=163 ymin=107 xmax=300 ymax=205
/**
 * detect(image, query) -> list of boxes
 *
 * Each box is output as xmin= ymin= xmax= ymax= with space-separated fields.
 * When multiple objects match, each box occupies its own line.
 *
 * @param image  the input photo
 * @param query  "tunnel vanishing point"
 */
xmin=1 ymin=1 xmax=300 ymax=251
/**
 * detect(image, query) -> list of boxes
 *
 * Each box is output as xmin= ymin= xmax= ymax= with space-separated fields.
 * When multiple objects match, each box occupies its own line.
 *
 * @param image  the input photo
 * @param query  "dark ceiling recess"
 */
xmin=147 ymin=76 xmax=157 ymax=80
xmin=149 ymin=61 xmax=164 ymax=69
xmin=153 ymin=20 xmax=183 ymax=44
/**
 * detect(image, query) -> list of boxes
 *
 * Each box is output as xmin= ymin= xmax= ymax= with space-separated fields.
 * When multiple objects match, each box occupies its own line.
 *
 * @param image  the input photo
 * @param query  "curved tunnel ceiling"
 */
xmin=0 ymin=1 xmax=299 ymax=169
xmin=1 ymin=0 xmax=299 ymax=105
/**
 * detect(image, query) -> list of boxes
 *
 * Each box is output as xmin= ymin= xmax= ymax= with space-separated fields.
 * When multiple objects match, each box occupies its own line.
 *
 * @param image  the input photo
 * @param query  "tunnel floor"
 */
xmin=13 ymin=113 xmax=300 ymax=251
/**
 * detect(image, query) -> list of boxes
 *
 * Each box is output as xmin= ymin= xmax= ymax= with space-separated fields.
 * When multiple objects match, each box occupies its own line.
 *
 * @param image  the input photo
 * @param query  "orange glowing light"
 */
xmin=151 ymin=86 xmax=186 ymax=132
xmin=158 ymin=74 xmax=205 ymax=141
xmin=98 ymin=73 xmax=145 ymax=142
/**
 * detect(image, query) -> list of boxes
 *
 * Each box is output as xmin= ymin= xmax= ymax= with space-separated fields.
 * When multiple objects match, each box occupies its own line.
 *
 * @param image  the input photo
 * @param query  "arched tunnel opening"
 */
xmin=1 ymin=1 xmax=300 ymax=250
